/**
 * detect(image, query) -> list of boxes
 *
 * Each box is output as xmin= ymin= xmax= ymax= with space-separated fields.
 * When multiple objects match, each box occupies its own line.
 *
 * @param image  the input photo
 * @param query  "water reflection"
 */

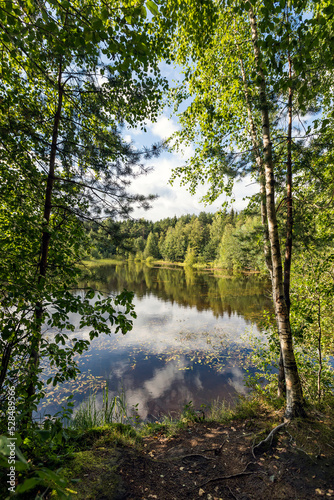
xmin=40 ymin=262 xmax=272 ymax=419
xmin=82 ymin=262 xmax=272 ymax=322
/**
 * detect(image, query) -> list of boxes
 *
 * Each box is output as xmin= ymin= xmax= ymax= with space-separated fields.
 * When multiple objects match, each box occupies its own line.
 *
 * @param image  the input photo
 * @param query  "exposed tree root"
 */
xmin=180 ymin=453 xmax=212 ymax=461
xmin=200 ymin=461 xmax=261 ymax=487
xmin=252 ymin=422 xmax=287 ymax=457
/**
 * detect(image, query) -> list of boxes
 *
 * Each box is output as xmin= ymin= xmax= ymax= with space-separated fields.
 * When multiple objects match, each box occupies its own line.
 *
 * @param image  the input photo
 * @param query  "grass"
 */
xmin=65 ymin=393 xmax=334 ymax=466
xmin=70 ymin=387 xmax=140 ymax=430
xmin=68 ymin=387 xmax=334 ymax=448
xmin=6 ymin=393 xmax=332 ymax=500
xmin=81 ymin=258 xmax=125 ymax=267
xmin=82 ymin=257 xmax=218 ymax=270
xmin=70 ymin=392 xmax=241 ymax=439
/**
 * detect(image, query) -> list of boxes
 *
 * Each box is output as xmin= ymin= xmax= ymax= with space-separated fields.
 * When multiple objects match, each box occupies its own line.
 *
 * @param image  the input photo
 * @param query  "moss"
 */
xmin=61 ymin=423 xmax=142 ymax=499
xmin=63 ymin=448 xmax=125 ymax=499
xmin=94 ymin=423 xmax=141 ymax=448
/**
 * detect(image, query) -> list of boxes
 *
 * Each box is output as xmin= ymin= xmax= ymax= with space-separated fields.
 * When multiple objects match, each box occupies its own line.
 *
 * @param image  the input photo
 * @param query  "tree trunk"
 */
xmin=0 ymin=343 xmax=13 ymax=395
xmin=249 ymin=9 xmax=304 ymax=418
xmin=284 ymin=56 xmax=293 ymax=317
xmin=25 ymin=61 xmax=64 ymax=412
xmin=317 ymin=297 xmax=322 ymax=402
xmin=239 ymin=56 xmax=286 ymax=397
xmin=277 ymin=349 xmax=286 ymax=398
xmin=239 ymin=58 xmax=272 ymax=278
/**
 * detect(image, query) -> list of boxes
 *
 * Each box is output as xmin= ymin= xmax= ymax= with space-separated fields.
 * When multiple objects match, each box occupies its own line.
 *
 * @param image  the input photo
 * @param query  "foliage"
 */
xmin=143 ymin=232 xmax=161 ymax=259
xmin=88 ymin=209 xmax=266 ymax=270
xmin=0 ymin=0 xmax=167 ymax=494
xmin=184 ymin=246 xmax=197 ymax=267
xmin=216 ymin=216 xmax=266 ymax=272
xmin=0 ymin=0 xmax=166 ymax=419
xmin=0 ymin=428 xmax=75 ymax=499
xmin=290 ymin=252 xmax=334 ymax=402
xmin=246 ymin=294 xmax=334 ymax=407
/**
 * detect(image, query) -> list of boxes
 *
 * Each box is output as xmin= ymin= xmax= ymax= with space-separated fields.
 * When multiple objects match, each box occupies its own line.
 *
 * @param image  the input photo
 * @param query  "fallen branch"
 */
xmin=252 ymin=422 xmax=287 ymax=456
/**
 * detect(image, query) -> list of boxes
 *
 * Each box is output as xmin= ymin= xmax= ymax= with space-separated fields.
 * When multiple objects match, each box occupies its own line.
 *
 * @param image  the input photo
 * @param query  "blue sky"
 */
xmin=125 ymin=63 xmax=259 ymax=222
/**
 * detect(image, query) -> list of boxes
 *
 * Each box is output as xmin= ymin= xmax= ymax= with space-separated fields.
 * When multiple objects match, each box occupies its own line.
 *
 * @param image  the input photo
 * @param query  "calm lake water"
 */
xmin=40 ymin=262 xmax=272 ymax=421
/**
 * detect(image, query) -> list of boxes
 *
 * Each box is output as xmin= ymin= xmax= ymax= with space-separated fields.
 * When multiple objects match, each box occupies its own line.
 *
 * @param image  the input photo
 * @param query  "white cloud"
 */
xmin=127 ymin=125 xmax=144 ymax=136
xmin=123 ymin=113 xmax=259 ymax=221
xmin=149 ymin=115 xmax=179 ymax=141
xmin=128 ymin=151 xmax=259 ymax=221
xmin=147 ymin=116 xmax=195 ymax=161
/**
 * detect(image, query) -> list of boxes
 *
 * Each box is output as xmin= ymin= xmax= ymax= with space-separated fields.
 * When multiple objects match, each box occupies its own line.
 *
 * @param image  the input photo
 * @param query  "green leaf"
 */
xmin=0 ymin=435 xmax=11 ymax=456
xmin=146 ymin=0 xmax=159 ymax=16
xmin=101 ymin=8 xmax=109 ymax=20
xmin=15 ymin=477 xmax=41 ymax=493
xmin=36 ymin=430 xmax=51 ymax=442
xmin=86 ymin=289 xmax=95 ymax=300
xmin=15 ymin=445 xmax=28 ymax=464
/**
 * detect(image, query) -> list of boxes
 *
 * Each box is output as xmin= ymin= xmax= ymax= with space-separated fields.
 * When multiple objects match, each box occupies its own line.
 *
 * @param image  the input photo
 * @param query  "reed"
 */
xmin=71 ymin=386 xmax=129 ymax=430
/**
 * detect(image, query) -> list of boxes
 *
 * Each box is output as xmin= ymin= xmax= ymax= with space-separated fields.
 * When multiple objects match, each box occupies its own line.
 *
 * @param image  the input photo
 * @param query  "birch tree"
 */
xmin=158 ymin=0 xmax=332 ymax=417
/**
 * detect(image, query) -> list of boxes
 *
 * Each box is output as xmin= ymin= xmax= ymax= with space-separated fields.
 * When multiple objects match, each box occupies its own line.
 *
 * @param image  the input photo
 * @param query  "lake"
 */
xmin=39 ymin=262 xmax=272 ymax=421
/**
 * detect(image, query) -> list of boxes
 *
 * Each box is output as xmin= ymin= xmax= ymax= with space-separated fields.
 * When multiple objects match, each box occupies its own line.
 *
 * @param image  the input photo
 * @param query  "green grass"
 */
xmin=81 ymin=258 xmax=125 ymax=267
xmin=70 ymin=387 xmax=140 ymax=430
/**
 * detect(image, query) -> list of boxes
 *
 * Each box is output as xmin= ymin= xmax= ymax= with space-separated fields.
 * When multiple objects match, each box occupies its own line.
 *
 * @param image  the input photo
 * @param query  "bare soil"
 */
xmin=116 ymin=419 xmax=334 ymax=500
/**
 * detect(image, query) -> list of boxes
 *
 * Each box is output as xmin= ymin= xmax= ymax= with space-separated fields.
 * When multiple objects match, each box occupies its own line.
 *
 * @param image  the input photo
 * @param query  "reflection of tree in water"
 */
xmin=80 ymin=262 xmax=273 ymax=329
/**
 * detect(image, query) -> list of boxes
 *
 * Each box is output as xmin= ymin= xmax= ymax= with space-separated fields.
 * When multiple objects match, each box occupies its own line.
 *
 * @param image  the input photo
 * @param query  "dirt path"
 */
xmin=117 ymin=420 xmax=334 ymax=500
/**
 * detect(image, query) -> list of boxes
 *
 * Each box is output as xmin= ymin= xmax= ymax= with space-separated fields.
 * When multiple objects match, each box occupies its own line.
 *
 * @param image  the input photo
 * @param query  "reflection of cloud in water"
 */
xmin=42 ymin=349 xmax=250 ymax=419
xmin=143 ymin=358 xmax=188 ymax=397
xmin=122 ymin=357 xmax=192 ymax=419
xmin=227 ymin=366 xmax=248 ymax=395
xmin=194 ymin=373 xmax=203 ymax=391
xmin=48 ymin=293 xmax=258 ymax=353
xmin=108 ymin=359 xmax=129 ymax=380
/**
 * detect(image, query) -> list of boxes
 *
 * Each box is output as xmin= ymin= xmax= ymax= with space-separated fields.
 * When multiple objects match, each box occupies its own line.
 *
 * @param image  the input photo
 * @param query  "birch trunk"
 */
xmin=317 ymin=298 xmax=322 ymax=402
xmin=239 ymin=57 xmax=286 ymax=397
xmin=284 ymin=55 xmax=293 ymax=317
xmin=239 ymin=58 xmax=272 ymax=277
xmin=249 ymin=9 xmax=304 ymax=418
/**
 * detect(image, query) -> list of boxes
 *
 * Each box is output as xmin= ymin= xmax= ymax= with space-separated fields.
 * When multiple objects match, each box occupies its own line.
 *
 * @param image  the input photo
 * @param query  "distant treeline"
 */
xmin=87 ymin=209 xmax=266 ymax=271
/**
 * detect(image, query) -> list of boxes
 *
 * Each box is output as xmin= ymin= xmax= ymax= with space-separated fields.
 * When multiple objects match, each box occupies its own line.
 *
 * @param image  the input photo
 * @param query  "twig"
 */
xmin=203 ymin=440 xmax=226 ymax=455
xmin=252 ymin=422 xmax=287 ymax=456
xmin=227 ymin=486 xmax=239 ymax=500
xmin=200 ymin=462 xmax=259 ymax=487
xmin=295 ymin=447 xmax=316 ymax=463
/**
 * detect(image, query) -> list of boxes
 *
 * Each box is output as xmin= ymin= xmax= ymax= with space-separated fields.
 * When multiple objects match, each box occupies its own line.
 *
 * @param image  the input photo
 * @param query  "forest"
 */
xmin=0 ymin=0 xmax=334 ymax=497
xmin=87 ymin=209 xmax=267 ymax=271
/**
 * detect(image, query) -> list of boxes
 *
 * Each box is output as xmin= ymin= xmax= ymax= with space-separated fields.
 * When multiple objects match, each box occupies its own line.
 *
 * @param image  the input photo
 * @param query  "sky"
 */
xmin=125 ymin=115 xmax=259 ymax=222
xmin=124 ymin=63 xmax=260 ymax=222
